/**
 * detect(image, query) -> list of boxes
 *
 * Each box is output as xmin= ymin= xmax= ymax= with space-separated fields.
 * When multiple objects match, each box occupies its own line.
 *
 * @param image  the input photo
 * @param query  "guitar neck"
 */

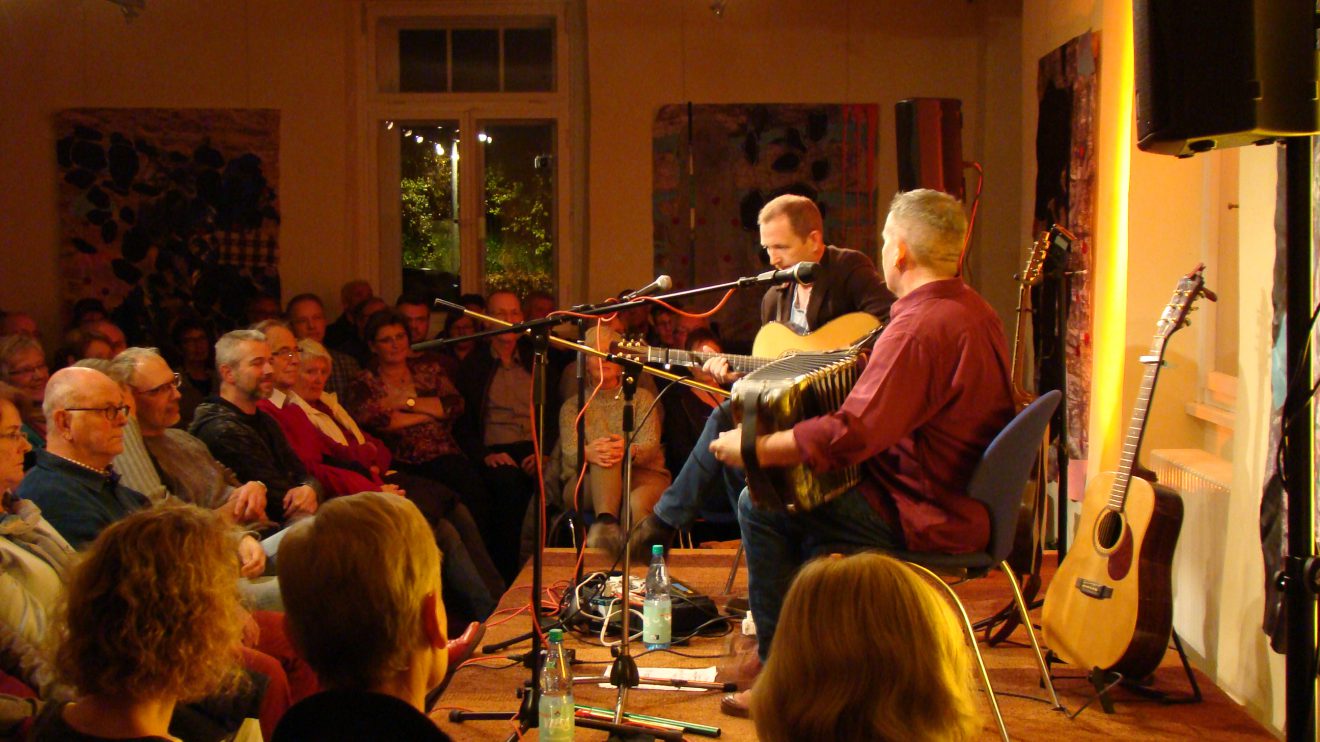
xmin=1110 ymin=342 xmax=1165 ymax=511
xmin=642 ymin=347 xmax=769 ymax=373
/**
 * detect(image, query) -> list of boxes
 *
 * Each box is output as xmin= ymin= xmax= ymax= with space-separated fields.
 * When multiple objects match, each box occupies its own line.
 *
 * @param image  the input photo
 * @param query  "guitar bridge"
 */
xmin=1075 ymin=578 xmax=1113 ymax=600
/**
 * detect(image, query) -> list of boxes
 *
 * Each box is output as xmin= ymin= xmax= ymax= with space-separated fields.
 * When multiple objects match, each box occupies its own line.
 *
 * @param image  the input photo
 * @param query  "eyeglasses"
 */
xmin=6 ymin=363 xmax=48 ymax=379
xmin=65 ymin=405 xmax=130 ymax=422
xmin=0 ymin=431 xmax=26 ymax=443
xmin=133 ymin=373 xmax=182 ymax=397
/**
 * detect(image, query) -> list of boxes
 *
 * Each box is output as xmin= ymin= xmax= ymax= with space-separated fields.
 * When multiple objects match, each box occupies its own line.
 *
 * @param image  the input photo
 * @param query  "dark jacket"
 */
xmin=189 ymin=397 xmax=322 ymax=522
xmin=15 ymin=450 xmax=150 ymax=550
xmin=759 ymin=244 xmax=895 ymax=327
xmin=453 ymin=338 xmax=561 ymax=462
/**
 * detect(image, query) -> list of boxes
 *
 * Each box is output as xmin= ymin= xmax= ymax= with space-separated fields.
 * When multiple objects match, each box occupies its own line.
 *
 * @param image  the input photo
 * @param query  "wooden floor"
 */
xmin=429 ymin=548 xmax=1276 ymax=741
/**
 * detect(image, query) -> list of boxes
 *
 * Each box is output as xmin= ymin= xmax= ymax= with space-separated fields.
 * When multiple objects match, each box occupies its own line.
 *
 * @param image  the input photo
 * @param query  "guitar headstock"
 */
xmin=611 ymin=337 xmax=651 ymax=358
xmin=1156 ymin=263 xmax=1217 ymax=342
xmin=1022 ymin=224 xmax=1075 ymax=285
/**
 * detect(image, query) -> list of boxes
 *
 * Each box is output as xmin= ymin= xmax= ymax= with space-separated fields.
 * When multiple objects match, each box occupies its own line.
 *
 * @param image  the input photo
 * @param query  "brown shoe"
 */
xmin=720 ymin=688 xmax=753 ymax=718
xmin=628 ymin=515 xmax=677 ymax=562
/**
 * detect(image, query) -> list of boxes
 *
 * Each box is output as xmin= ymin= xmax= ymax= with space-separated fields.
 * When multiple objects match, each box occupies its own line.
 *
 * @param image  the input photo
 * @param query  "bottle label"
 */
xmin=539 ymin=694 xmax=575 ymax=740
xmin=643 ymin=599 xmax=672 ymax=646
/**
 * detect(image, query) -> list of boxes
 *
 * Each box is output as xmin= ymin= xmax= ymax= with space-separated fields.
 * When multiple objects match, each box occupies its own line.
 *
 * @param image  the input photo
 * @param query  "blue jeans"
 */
xmin=738 ymin=486 xmax=902 ymax=660
xmin=652 ymin=400 xmax=744 ymax=529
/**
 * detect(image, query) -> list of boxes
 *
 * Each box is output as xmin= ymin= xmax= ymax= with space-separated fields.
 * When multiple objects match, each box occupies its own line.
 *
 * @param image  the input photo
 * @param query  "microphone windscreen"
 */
xmin=657 ymin=275 xmax=673 ymax=291
xmin=794 ymin=262 xmax=818 ymax=285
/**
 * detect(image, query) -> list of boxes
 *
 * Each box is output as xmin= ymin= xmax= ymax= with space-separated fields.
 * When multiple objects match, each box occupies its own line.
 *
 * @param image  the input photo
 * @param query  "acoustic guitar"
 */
xmin=614 ymin=311 xmax=881 ymax=374
xmin=1042 ymin=264 xmax=1214 ymax=679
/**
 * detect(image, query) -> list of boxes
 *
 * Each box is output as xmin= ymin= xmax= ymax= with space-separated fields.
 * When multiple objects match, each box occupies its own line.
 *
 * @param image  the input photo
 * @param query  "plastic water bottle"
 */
xmin=539 ymin=628 xmax=574 ymax=740
xmin=643 ymin=544 xmax=672 ymax=650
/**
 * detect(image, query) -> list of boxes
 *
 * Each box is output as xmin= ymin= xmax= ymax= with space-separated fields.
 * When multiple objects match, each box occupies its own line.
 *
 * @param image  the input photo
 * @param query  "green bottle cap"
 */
xmin=652 ymin=544 xmax=664 ymax=556
xmin=548 ymin=628 xmax=564 ymax=643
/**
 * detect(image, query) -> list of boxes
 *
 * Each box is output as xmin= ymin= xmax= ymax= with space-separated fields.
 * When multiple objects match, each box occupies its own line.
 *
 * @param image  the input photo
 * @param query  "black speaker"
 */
xmin=1134 ymin=0 xmax=1319 ymax=157
xmin=895 ymin=98 xmax=965 ymax=200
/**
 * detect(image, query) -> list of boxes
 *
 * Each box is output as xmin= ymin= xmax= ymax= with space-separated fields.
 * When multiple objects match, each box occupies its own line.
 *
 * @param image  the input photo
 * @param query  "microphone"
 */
xmin=751 ymin=261 xmax=817 ymax=286
xmin=621 ymin=275 xmax=673 ymax=301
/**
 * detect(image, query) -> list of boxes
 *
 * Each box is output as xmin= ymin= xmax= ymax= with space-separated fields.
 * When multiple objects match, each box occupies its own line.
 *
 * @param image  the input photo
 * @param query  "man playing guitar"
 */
xmin=628 ymin=194 xmax=893 ymax=558
xmin=708 ymin=189 xmax=1014 ymax=717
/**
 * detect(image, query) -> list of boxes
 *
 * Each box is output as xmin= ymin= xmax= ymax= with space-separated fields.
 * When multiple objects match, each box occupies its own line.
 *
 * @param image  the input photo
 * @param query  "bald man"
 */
xmin=14 ymin=367 xmax=149 ymax=549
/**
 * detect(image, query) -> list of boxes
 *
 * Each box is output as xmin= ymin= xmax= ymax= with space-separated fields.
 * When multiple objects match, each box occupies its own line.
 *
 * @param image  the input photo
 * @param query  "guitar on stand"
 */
xmin=1042 ymin=264 xmax=1215 ymax=705
xmin=981 ymin=224 xmax=1073 ymax=645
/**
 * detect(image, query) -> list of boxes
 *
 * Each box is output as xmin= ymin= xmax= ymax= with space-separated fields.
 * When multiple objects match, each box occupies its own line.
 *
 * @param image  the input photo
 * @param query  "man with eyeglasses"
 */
xmin=118 ymin=347 xmax=271 ymax=527
xmin=13 ymin=367 xmax=149 ymax=549
xmin=190 ymin=330 xmax=321 ymax=526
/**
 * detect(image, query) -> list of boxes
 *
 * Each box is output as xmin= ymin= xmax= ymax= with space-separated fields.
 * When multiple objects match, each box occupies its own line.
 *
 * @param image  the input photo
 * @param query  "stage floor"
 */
xmin=429 ymin=548 xmax=1275 ymax=741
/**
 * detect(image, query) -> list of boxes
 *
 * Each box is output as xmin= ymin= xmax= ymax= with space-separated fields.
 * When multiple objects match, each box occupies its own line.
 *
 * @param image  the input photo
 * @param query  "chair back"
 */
xmin=965 ymin=390 xmax=1061 ymax=561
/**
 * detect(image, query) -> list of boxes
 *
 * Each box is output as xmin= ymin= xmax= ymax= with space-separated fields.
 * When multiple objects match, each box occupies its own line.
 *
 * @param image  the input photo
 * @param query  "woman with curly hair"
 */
xmin=29 ymin=504 xmax=248 ymax=741
xmin=750 ymin=552 xmax=982 ymax=742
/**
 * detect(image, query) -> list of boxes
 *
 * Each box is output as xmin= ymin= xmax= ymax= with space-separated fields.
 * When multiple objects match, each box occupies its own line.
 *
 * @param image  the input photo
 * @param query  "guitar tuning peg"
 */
xmin=1183 ymin=319 xmax=1192 ymax=327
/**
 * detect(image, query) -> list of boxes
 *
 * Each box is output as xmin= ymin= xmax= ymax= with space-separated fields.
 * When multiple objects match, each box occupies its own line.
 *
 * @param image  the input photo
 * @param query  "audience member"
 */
xmin=348 ymin=311 xmax=522 ymax=581
xmin=51 ymin=327 xmax=113 ymax=371
xmin=452 ymin=290 xmax=561 ymax=580
xmin=245 ymin=294 xmax=282 ymax=326
xmin=14 ymin=368 xmax=147 ymax=549
xmin=437 ymin=311 xmax=479 ymax=374
xmin=558 ymin=326 xmax=669 ymax=553
xmin=0 ymin=382 xmax=74 ymax=712
xmin=457 ymin=293 xmax=486 ymax=313
xmin=79 ymin=356 xmax=168 ymax=506
xmin=68 ymin=299 xmax=108 ymax=329
xmin=293 ymin=338 xmax=504 ymax=600
xmin=120 ymin=348 xmax=270 ymax=527
xmin=169 ymin=317 xmax=217 ymax=427
xmin=286 ymin=292 xmax=362 ymax=398
xmin=750 ymin=553 xmax=980 ymax=741
xmin=189 ymin=330 xmax=321 ymax=525
xmin=324 ymin=280 xmax=374 ymax=352
xmin=80 ymin=319 xmax=127 ymax=356
xmin=273 ymin=492 xmax=453 ymax=741
xmin=29 ymin=506 xmax=250 ymax=742
xmin=522 ymin=290 xmax=556 ymax=322
xmin=648 ymin=304 xmax=675 ymax=349
xmin=0 ymin=334 xmax=49 ymax=446
xmin=671 ymin=312 xmax=711 ymax=354
xmin=0 ymin=311 xmax=39 ymax=341
xmin=397 ymin=293 xmax=438 ymax=345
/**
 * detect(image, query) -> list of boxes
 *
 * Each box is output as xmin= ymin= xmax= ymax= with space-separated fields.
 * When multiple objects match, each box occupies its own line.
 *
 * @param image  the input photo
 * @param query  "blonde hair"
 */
xmin=758 ymin=194 xmax=824 ymax=240
xmin=52 ymin=504 xmax=245 ymax=701
xmin=751 ymin=552 xmax=981 ymax=742
xmin=277 ymin=492 xmax=442 ymax=690
xmin=887 ymin=188 xmax=967 ymax=274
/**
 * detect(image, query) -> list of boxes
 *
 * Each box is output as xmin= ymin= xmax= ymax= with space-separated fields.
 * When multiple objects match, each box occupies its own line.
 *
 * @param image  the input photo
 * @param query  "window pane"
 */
xmin=400 ymin=122 xmax=462 ymax=300
xmin=398 ymin=30 xmax=447 ymax=93
xmin=482 ymin=122 xmax=554 ymax=296
xmin=505 ymin=28 xmax=554 ymax=92
xmin=452 ymin=29 xmax=499 ymax=92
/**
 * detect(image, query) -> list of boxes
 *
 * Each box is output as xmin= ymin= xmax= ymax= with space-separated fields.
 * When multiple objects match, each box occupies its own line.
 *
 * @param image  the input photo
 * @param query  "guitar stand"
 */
xmin=1056 ymin=630 xmax=1203 ymax=719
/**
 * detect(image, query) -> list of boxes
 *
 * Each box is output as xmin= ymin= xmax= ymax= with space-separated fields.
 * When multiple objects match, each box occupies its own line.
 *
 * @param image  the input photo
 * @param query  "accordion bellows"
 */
xmin=731 ymin=348 xmax=863 ymax=512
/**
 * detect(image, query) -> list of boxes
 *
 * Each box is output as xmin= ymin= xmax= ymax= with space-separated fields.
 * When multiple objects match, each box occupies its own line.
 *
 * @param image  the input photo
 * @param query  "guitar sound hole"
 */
xmin=1095 ymin=510 xmax=1124 ymax=551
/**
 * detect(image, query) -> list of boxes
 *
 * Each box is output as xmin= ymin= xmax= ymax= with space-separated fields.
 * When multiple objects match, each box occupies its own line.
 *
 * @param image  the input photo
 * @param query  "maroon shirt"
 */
xmin=792 ymin=278 xmax=1013 ymax=553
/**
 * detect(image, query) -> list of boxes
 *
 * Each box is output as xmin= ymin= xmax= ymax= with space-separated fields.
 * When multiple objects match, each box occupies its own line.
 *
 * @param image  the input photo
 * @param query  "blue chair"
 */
xmin=887 ymin=390 xmax=1065 ymax=740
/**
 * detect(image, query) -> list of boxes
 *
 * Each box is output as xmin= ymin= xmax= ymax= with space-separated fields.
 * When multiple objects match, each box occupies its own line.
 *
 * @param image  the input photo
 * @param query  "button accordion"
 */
xmin=731 ymin=348 xmax=863 ymax=512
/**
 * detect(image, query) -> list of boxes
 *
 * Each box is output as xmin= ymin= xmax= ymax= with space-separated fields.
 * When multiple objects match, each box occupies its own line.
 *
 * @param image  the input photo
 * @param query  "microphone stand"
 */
xmin=425 ymin=297 xmax=729 ymax=741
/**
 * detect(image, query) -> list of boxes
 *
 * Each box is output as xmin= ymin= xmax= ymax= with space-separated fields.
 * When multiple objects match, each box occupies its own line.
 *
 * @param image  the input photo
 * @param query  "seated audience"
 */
xmin=0 ymin=334 xmax=49 ymax=447
xmin=333 ymin=296 xmax=388 ymax=365
xmin=28 ymin=505 xmax=252 ymax=741
xmin=245 ymin=294 xmax=282 ymax=325
xmin=286 ymin=292 xmax=362 ymax=398
xmin=397 ymin=293 xmax=438 ymax=346
xmin=349 ymin=310 xmax=524 ymax=582
xmin=558 ymin=326 xmax=669 ymax=553
xmin=75 ymin=356 xmax=168 ymax=506
xmin=437 ymin=311 xmax=479 ymax=374
xmin=68 ymin=299 xmax=108 ymax=329
xmin=273 ymin=492 xmax=454 ymax=741
xmin=452 ymin=291 xmax=560 ymax=580
xmin=14 ymin=367 xmax=148 ymax=549
xmin=169 ymin=317 xmax=217 ymax=427
xmin=51 ymin=327 xmax=114 ymax=371
xmin=293 ymin=338 xmax=503 ymax=600
xmin=253 ymin=321 xmax=498 ymax=626
xmin=647 ymin=304 xmax=675 ymax=348
xmin=190 ymin=330 xmax=321 ymax=526
xmin=522 ymin=290 xmax=556 ymax=322
xmin=0 ymin=311 xmax=39 ymax=341
xmin=324 ymin=279 xmax=374 ymax=353
xmin=80 ymin=319 xmax=127 ymax=356
xmin=750 ymin=552 xmax=980 ymax=741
